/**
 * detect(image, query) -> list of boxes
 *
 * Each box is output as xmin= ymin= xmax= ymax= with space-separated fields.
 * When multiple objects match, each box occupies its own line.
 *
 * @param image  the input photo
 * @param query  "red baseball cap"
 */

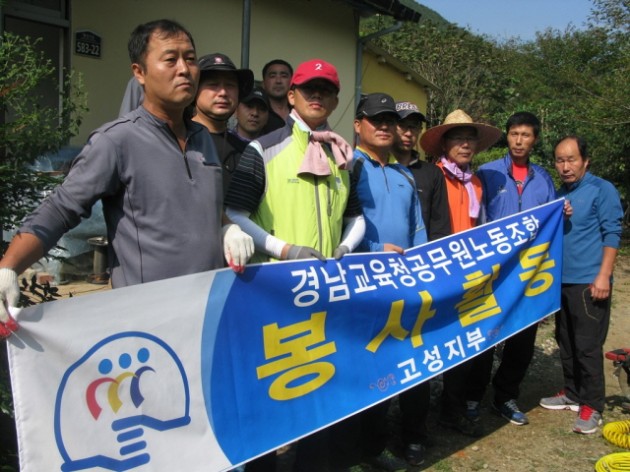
xmin=290 ymin=59 xmax=340 ymax=91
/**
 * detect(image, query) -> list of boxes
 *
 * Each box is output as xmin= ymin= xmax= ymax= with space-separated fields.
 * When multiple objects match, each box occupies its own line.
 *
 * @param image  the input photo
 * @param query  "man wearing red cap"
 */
xmin=224 ymin=59 xmax=365 ymax=471
xmin=225 ymin=59 xmax=364 ymax=264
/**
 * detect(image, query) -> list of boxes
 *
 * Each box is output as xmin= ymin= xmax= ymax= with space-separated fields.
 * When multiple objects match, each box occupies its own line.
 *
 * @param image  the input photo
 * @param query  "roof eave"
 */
xmin=340 ymin=0 xmax=422 ymax=23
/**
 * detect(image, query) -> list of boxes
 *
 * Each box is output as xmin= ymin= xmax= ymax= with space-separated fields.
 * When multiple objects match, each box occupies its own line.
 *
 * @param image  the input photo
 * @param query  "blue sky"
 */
xmin=417 ymin=0 xmax=595 ymax=41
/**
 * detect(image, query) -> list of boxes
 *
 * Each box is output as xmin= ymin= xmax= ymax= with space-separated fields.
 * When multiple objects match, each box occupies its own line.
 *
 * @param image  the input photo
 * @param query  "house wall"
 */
xmin=361 ymin=49 xmax=430 ymax=156
xmin=361 ymin=50 xmax=428 ymax=113
xmin=71 ymin=0 xmax=358 ymax=143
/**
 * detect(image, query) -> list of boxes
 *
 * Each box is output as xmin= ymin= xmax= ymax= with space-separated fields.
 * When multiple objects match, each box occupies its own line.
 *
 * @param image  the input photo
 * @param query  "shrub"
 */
xmin=0 ymin=31 xmax=87 ymax=471
xmin=0 ymin=32 xmax=87 ymax=251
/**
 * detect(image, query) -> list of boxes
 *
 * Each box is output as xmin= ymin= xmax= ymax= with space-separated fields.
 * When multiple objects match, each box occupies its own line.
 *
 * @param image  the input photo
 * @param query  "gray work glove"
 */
xmin=333 ymin=245 xmax=349 ymax=260
xmin=0 ymin=268 xmax=20 ymax=338
xmin=286 ymin=245 xmax=326 ymax=262
xmin=222 ymin=224 xmax=254 ymax=273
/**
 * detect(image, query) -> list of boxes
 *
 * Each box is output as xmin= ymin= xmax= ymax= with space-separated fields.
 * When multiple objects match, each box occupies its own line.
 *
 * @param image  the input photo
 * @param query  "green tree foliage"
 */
xmin=0 ymin=32 xmax=87 ymax=249
xmin=362 ymin=15 xmax=515 ymax=127
xmin=590 ymin=0 xmax=630 ymax=34
xmin=361 ymin=1 xmax=629 ymax=199
xmin=508 ymin=14 xmax=629 ymax=195
xmin=1 ymin=32 xmax=86 ymax=471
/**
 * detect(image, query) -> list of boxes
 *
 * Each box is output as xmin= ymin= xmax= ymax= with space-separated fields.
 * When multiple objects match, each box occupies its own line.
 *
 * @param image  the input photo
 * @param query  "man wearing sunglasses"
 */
xmin=329 ymin=93 xmax=427 ymax=472
xmin=352 ymin=93 xmax=427 ymax=255
xmin=225 ymin=59 xmax=364 ymax=266
xmin=392 ymin=100 xmax=451 ymax=466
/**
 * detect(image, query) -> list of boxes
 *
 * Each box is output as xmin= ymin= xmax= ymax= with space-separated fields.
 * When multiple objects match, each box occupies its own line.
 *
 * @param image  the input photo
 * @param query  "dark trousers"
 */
xmin=398 ymin=381 xmax=430 ymax=445
xmin=245 ymin=428 xmax=330 ymax=472
xmin=357 ymin=399 xmax=390 ymax=458
xmin=245 ymin=451 xmax=277 ymax=472
xmin=464 ymin=348 xmax=494 ymax=404
xmin=466 ymin=324 xmax=539 ymax=405
xmin=555 ymin=283 xmax=611 ymax=413
xmin=328 ymin=399 xmax=391 ymax=470
xmin=441 ymin=360 xmax=475 ymax=417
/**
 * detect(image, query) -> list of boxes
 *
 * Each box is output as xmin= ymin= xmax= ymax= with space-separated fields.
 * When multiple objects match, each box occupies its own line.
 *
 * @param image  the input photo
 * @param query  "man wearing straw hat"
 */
xmin=420 ymin=109 xmax=501 ymax=436
xmin=420 ymin=109 xmax=501 ymax=233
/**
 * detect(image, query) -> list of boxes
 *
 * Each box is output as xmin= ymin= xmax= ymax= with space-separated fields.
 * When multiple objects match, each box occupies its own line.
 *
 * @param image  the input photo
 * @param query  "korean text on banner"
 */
xmin=8 ymin=199 xmax=565 ymax=472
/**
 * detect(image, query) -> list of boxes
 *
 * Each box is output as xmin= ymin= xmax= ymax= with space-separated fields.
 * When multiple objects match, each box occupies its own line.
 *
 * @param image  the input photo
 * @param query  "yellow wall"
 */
xmin=361 ymin=49 xmax=430 ymax=156
xmin=71 ymin=0 xmax=358 ymax=143
xmin=361 ymin=50 xmax=428 ymax=113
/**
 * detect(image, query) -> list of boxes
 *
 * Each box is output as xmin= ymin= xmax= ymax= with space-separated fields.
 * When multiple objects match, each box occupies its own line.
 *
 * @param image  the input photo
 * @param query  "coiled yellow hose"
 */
xmin=596 ymin=421 xmax=630 ymax=471
xmin=603 ymin=421 xmax=630 ymax=449
xmin=595 ymin=453 xmax=630 ymax=471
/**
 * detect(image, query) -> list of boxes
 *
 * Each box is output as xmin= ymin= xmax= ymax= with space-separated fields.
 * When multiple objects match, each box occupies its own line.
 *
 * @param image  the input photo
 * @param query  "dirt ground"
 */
xmin=389 ymin=250 xmax=630 ymax=472
xmin=48 ymin=250 xmax=630 ymax=472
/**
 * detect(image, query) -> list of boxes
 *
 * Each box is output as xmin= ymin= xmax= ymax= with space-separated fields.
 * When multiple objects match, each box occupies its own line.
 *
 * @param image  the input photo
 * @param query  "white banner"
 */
xmin=8 ymin=200 xmax=564 ymax=472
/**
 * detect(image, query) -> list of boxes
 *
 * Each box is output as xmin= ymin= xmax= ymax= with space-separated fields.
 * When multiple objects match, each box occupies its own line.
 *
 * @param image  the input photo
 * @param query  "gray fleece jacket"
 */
xmin=19 ymin=106 xmax=224 ymax=287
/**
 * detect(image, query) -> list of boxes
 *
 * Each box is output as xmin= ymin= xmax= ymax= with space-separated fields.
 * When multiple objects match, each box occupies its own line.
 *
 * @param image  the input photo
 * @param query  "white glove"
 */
xmin=222 ymin=224 xmax=254 ymax=273
xmin=0 ymin=268 xmax=20 ymax=338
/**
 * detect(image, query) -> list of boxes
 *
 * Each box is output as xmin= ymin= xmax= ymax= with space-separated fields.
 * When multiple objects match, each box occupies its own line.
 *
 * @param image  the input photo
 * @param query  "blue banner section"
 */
xmin=201 ymin=199 xmax=564 ymax=465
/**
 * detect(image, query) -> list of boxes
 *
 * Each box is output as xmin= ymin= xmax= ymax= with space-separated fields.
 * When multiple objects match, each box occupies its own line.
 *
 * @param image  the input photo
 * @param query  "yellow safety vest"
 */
xmin=251 ymin=121 xmax=350 ymax=262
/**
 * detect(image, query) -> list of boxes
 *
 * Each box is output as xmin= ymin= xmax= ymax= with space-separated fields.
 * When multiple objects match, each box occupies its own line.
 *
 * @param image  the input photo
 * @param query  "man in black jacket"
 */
xmin=393 ymin=102 xmax=451 ymax=240
xmin=192 ymin=52 xmax=254 ymax=193
xmin=393 ymin=100 xmax=452 ymax=466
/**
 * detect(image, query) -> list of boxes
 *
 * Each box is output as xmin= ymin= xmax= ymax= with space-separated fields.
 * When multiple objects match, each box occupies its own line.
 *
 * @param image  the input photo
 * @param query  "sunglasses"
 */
xmin=364 ymin=115 xmax=398 ymax=127
xmin=295 ymin=83 xmax=338 ymax=97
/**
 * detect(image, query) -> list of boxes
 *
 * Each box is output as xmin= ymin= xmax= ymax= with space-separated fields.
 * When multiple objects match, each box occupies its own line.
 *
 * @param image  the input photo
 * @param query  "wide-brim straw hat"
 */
xmin=420 ymin=109 xmax=502 ymax=157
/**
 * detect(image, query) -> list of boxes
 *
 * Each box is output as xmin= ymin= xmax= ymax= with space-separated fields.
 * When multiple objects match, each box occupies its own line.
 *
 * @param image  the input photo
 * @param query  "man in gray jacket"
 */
xmin=0 ymin=19 xmax=253 ymax=337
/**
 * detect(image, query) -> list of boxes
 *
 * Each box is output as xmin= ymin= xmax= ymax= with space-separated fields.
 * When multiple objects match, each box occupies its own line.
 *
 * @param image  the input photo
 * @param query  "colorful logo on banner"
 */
xmin=7 ymin=200 xmax=565 ymax=472
xmin=203 ymin=200 xmax=564 ymax=464
xmin=54 ymin=332 xmax=191 ymax=471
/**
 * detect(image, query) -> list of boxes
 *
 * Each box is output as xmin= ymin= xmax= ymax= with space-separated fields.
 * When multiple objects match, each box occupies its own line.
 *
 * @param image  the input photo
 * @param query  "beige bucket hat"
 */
xmin=420 ymin=109 xmax=502 ymax=157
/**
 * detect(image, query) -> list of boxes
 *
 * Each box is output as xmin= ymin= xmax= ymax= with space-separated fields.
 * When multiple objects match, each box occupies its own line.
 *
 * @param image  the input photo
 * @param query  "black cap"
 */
xmin=355 ymin=92 xmax=397 ymax=118
xmin=396 ymin=101 xmax=427 ymax=122
xmin=241 ymin=87 xmax=270 ymax=110
xmin=198 ymin=53 xmax=254 ymax=97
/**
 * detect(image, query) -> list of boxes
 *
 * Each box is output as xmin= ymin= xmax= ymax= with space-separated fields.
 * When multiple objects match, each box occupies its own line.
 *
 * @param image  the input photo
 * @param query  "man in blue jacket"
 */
xmin=352 ymin=94 xmax=428 ymax=254
xmin=540 ymin=135 xmax=622 ymax=435
xmin=331 ymin=93 xmax=426 ymax=472
xmin=469 ymin=112 xmax=556 ymax=426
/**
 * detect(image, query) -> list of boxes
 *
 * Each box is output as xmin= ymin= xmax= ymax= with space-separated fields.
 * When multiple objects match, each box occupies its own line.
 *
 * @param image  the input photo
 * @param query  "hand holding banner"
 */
xmin=8 ymin=199 xmax=564 ymax=471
